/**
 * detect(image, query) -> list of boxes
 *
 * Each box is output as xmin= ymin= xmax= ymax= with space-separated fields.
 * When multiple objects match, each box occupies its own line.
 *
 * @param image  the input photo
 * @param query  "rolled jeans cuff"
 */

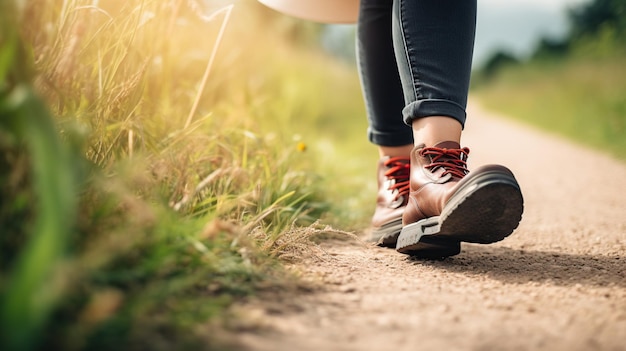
xmin=402 ymin=99 xmax=467 ymax=128
xmin=368 ymin=127 xmax=414 ymax=147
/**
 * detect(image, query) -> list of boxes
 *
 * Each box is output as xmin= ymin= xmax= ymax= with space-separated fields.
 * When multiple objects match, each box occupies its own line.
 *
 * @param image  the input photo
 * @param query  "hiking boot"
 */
xmin=396 ymin=141 xmax=524 ymax=258
xmin=370 ymin=156 xmax=410 ymax=247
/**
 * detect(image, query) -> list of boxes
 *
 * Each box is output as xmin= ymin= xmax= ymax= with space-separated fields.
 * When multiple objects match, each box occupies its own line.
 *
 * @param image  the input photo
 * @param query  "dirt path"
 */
xmin=235 ymin=103 xmax=626 ymax=351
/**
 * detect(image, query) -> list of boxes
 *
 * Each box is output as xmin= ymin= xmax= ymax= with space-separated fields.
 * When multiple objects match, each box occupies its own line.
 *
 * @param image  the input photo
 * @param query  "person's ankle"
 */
xmin=411 ymin=116 xmax=462 ymax=148
xmin=378 ymin=144 xmax=413 ymax=158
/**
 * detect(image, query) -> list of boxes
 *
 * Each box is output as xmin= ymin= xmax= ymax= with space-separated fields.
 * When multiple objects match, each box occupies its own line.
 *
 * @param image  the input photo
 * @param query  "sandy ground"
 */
xmin=234 ymin=103 xmax=626 ymax=351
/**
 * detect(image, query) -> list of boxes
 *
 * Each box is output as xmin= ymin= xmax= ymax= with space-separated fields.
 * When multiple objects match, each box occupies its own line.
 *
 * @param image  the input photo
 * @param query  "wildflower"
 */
xmin=297 ymin=142 xmax=307 ymax=152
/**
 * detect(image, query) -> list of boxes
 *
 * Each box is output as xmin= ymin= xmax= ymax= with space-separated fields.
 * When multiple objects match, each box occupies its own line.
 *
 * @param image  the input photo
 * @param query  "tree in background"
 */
xmin=480 ymin=51 xmax=520 ymax=79
xmin=568 ymin=0 xmax=626 ymax=40
xmin=479 ymin=0 xmax=625 ymax=76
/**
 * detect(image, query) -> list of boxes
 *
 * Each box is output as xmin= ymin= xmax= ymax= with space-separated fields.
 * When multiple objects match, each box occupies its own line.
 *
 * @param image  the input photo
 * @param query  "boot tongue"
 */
xmin=432 ymin=141 xmax=461 ymax=149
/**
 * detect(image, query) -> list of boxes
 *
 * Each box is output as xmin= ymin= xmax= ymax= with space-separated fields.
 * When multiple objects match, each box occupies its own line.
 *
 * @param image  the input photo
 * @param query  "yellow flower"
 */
xmin=296 ymin=142 xmax=307 ymax=152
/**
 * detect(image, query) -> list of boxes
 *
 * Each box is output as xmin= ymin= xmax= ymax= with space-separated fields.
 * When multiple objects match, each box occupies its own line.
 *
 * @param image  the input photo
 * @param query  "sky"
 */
xmin=320 ymin=0 xmax=591 ymax=68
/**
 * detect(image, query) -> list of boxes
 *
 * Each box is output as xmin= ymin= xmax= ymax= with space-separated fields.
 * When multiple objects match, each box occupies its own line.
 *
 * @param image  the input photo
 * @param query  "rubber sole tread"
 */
xmin=396 ymin=179 xmax=523 ymax=258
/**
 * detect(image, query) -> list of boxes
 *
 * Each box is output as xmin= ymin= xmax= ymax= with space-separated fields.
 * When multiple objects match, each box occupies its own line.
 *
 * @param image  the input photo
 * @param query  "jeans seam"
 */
xmin=398 ymin=0 xmax=419 ymax=103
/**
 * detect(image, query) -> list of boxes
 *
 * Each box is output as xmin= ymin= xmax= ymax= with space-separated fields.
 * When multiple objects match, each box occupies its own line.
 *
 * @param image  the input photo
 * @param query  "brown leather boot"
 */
xmin=370 ymin=156 xmax=410 ymax=247
xmin=396 ymin=141 xmax=524 ymax=258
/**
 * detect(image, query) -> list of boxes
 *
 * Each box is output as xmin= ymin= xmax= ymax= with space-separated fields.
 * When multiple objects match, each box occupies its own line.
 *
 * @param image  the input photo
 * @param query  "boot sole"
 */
xmin=372 ymin=219 xmax=459 ymax=258
xmin=370 ymin=218 xmax=403 ymax=248
xmin=396 ymin=173 xmax=524 ymax=257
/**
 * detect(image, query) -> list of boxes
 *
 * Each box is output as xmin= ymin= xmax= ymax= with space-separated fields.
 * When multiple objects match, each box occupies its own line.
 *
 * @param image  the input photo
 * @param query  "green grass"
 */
xmin=472 ymin=54 xmax=626 ymax=161
xmin=1 ymin=0 xmax=371 ymax=350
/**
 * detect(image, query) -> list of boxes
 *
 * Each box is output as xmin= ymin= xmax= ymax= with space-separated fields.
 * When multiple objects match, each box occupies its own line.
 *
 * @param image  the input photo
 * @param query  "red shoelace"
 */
xmin=420 ymin=146 xmax=470 ymax=179
xmin=383 ymin=157 xmax=411 ymax=200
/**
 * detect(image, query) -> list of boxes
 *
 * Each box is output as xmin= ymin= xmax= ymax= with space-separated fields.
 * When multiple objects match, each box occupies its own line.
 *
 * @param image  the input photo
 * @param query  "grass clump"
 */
xmin=1 ymin=0 xmax=367 ymax=350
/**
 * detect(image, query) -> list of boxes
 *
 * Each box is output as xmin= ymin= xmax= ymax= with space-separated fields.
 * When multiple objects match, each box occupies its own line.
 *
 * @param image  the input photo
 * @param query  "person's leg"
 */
xmin=357 ymin=0 xmax=412 ymax=153
xmin=392 ymin=0 xmax=475 ymax=147
xmin=390 ymin=0 xmax=524 ymax=258
xmin=357 ymin=0 xmax=412 ymax=246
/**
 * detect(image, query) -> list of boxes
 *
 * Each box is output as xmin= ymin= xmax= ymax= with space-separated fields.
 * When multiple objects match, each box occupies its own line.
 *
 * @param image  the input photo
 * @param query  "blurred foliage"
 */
xmin=472 ymin=0 xmax=626 ymax=161
xmin=0 ymin=0 xmax=364 ymax=350
xmin=568 ymin=0 xmax=626 ymax=40
xmin=477 ymin=51 xmax=520 ymax=81
xmin=530 ymin=37 xmax=570 ymax=61
xmin=476 ymin=0 xmax=626 ymax=76
xmin=473 ymin=54 xmax=626 ymax=161
xmin=1 ymin=1 xmax=78 ymax=350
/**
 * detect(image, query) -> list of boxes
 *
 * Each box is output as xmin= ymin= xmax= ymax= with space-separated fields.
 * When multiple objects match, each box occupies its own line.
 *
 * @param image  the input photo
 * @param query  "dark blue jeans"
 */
xmin=357 ymin=0 xmax=477 ymax=146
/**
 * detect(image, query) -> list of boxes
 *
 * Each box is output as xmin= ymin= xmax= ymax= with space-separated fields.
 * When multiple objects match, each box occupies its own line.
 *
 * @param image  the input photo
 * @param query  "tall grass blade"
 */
xmin=0 ymin=85 xmax=77 ymax=351
xmin=184 ymin=4 xmax=234 ymax=129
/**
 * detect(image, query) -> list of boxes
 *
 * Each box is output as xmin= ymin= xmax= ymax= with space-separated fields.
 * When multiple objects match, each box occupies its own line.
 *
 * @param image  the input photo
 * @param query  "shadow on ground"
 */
xmin=408 ymin=245 xmax=625 ymax=288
